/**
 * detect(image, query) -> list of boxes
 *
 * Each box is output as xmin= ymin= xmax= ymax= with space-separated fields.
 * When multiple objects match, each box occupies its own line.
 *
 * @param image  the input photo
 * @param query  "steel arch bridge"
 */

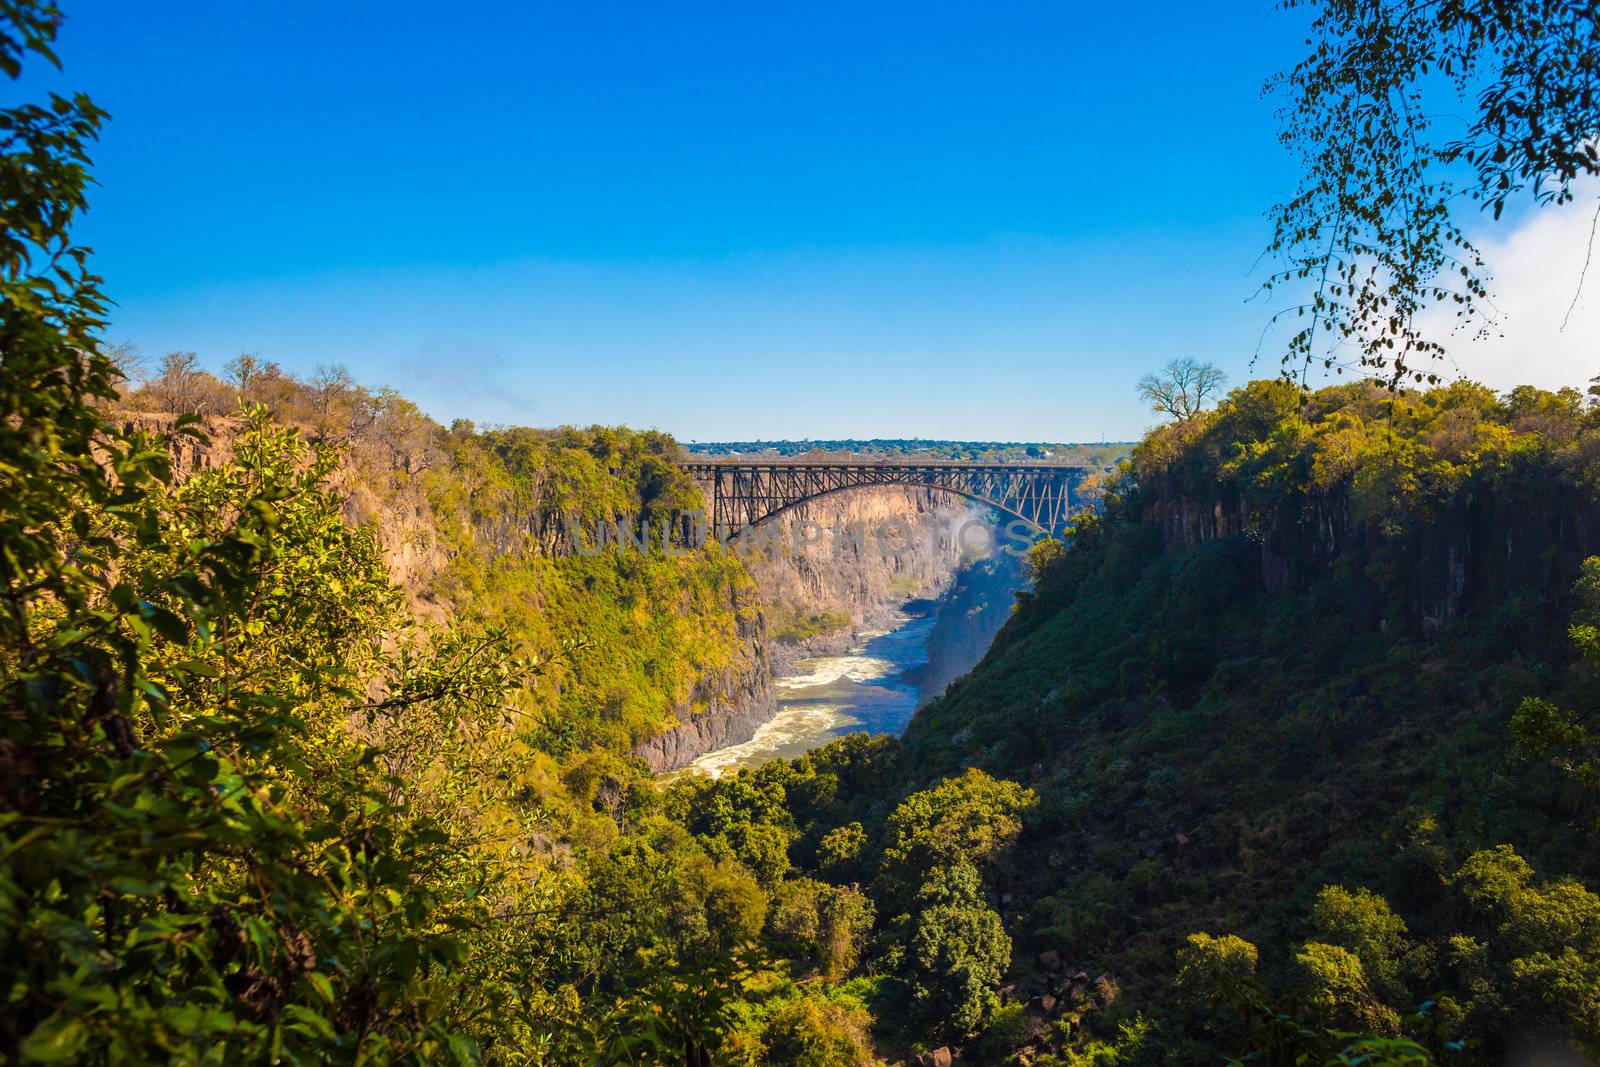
xmin=681 ymin=458 xmax=1089 ymax=541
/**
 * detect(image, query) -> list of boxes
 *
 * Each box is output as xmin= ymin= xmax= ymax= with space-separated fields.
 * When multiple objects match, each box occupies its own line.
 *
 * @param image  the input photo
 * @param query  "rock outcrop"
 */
xmin=633 ymin=649 xmax=778 ymax=771
xmin=1143 ymin=473 xmax=1600 ymax=631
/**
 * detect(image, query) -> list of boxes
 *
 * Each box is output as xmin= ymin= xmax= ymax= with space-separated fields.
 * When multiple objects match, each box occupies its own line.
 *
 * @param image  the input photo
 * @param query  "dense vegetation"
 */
xmin=0 ymin=13 xmax=853 ymax=1060
xmin=94 ymin=367 xmax=1600 ymax=1063
xmin=6 ymin=2 xmax=1600 ymax=1064
xmin=119 ymin=356 xmax=765 ymax=758
xmin=875 ymin=378 xmax=1600 ymax=1061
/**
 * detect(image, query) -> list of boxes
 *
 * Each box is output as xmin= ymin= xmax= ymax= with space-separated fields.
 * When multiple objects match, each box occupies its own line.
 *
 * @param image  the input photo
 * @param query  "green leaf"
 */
xmin=446 ymin=1032 xmax=482 ymax=1065
xmin=19 ymin=1016 xmax=89 ymax=1063
xmin=303 ymin=971 xmax=336 ymax=1004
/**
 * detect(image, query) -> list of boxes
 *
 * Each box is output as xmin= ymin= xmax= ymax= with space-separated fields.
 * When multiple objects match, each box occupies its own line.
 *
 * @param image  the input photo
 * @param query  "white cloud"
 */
xmin=1442 ymin=177 xmax=1600 ymax=393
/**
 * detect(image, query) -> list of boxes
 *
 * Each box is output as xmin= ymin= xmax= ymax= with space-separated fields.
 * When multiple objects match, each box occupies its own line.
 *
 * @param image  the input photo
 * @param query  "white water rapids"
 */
xmin=682 ymin=608 xmax=937 ymax=778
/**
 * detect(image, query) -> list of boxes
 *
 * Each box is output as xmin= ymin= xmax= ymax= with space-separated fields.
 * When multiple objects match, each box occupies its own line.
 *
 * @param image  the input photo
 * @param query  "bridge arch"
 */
xmin=682 ymin=459 xmax=1086 ymax=543
xmin=724 ymin=481 xmax=1045 ymax=543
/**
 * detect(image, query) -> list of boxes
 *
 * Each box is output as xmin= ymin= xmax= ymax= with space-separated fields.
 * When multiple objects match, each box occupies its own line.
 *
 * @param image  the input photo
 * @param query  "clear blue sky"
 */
xmin=14 ymin=1 xmax=1312 ymax=440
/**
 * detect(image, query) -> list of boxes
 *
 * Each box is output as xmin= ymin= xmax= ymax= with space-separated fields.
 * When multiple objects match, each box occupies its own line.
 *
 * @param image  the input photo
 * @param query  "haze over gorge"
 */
xmin=666 ymin=487 xmax=1038 ymax=775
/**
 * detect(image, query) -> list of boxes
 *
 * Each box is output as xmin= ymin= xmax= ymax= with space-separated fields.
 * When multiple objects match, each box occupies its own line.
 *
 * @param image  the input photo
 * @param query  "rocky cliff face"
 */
xmin=127 ymin=412 xmax=777 ymax=771
xmin=632 ymin=607 xmax=777 ymax=771
xmin=638 ymin=486 xmax=1018 ymax=769
xmin=132 ymin=415 xmax=1038 ymax=772
xmin=738 ymin=486 xmax=988 ymax=673
xmin=1143 ymin=475 xmax=1600 ymax=632
xmin=120 ymin=412 xmax=238 ymax=473
xmin=129 ymin=413 xmax=457 ymax=612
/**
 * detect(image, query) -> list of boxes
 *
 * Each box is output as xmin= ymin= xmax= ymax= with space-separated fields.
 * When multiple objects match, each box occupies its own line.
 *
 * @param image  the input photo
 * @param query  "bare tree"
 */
xmin=1137 ymin=357 xmax=1228 ymax=421
xmin=105 ymin=341 xmax=148 ymax=385
xmin=145 ymin=351 xmax=205 ymax=412
xmin=136 ymin=352 xmax=234 ymax=415
xmin=309 ymin=364 xmax=380 ymax=442
xmin=224 ymin=352 xmax=266 ymax=393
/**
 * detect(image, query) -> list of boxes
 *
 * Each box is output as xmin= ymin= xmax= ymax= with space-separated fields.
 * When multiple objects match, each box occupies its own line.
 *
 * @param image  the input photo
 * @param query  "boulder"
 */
xmin=1038 ymin=949 xmax=1062 ymax=970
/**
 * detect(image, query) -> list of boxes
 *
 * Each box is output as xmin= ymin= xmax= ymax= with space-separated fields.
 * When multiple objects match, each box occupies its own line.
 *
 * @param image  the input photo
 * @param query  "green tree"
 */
xmin=679 ymin=770 xmax=797 ymax=887
xmin=766 ymin=878 xmax=874 ymax=980
xmin=1174 ymin=932 xmax=1260 ymax=1002
xmin=880 ymin=769 xmax=1037 ymax=877
xmin=900 ymin=861 xmax=1012 ymax=1037
xmin=760 ymin=996 xmax=874 ymax=1067
xmin=1311 ymin=885 xmax=1412 ymax=1001
xmin=1454 ymin=845 xmax=1600 ymax=1055
xmin=1512 ymin=557 xmax=1600 ymax=819
xmin=1295 ymin=942 xmax=1403 ymax=1035
xmin=1264 ymin=0 xmax=1600 ymax=382
xmin=816 ymin=821 xmax=866 ymax=876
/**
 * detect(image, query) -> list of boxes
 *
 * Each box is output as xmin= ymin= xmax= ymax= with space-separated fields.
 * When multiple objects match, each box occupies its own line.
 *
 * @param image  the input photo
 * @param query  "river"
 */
xmin=683 ymin=607 xmax=937 ymax=778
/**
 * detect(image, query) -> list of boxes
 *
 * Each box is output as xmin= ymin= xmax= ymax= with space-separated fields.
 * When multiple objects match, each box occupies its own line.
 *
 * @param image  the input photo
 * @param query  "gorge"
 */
xmin=128 ymin=402 xmax=1079 ymax=778
xmin=682 ymin=541 xmax=1031 ymax=777
xmin=13 ymin=4 xmax=1600 ymax=1060
xmin=38 ymin=358 xmax=1600 ymax=1066
xmin=632 ymin=485 xmax=1041 ymax=772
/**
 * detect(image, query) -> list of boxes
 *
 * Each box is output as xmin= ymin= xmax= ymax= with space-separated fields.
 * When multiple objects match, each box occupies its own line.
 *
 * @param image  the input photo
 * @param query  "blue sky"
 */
xmin=19 ymin=1 xmax=1586 ymax=440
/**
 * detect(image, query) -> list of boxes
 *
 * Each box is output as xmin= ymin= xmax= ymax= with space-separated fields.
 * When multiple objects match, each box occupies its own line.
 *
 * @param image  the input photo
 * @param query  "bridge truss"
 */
xmin=681 ymin=458 xmax=1088 ymax=541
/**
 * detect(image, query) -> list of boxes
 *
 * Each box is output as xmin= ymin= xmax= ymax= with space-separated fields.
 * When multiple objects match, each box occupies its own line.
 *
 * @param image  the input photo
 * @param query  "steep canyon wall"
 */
xmin=135 ymin=413 xmax=1028 ymax=772
xmin=737 ymin=486 xmax=988 ymax=672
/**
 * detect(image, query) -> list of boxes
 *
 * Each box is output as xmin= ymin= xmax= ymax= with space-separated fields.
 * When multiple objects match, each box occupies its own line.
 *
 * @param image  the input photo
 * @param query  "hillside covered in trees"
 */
xmin=118 ymin=353 xmax=771 ymax=760
xmin=780 ymin=378 xmax=1600 ymax=1062
xmin=24 ymin=332 xmax=1600 ymax=1063
xmin=7 ymin=1 xmax=1600 ymax=1064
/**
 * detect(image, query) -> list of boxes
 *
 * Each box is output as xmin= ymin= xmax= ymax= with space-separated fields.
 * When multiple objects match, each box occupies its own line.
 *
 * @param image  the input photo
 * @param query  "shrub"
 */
xmin=762 ymin=995 xmax=875 ymax=1066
